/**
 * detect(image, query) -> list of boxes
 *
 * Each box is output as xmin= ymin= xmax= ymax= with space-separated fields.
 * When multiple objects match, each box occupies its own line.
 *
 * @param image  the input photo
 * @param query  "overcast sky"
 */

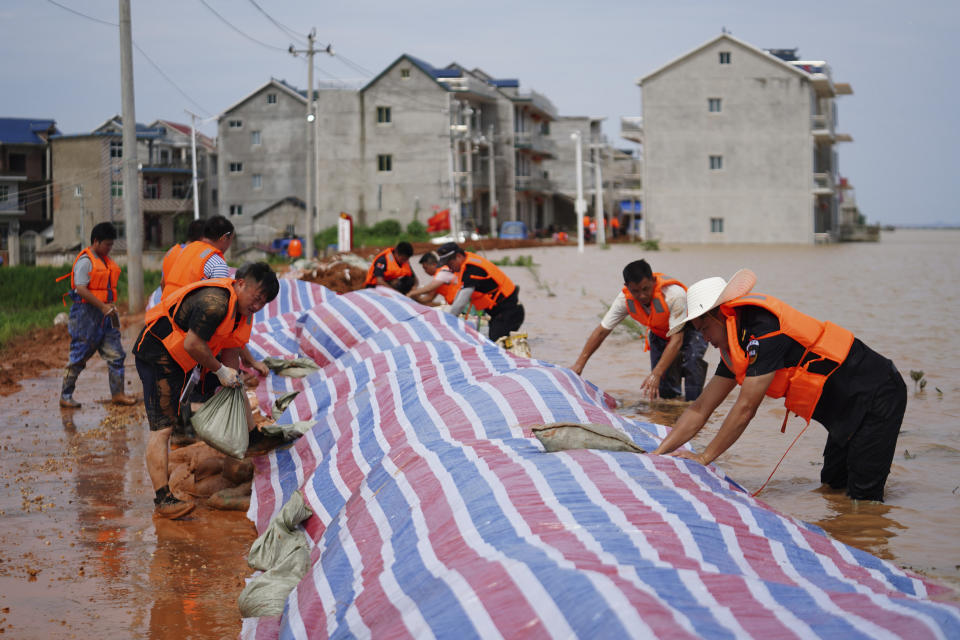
xmin=4 ymin=0 xmax=957 ymax=226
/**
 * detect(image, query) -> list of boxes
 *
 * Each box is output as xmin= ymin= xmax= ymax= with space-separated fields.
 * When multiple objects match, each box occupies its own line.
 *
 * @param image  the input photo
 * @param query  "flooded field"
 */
xmin=0 ymin=228 xmax=956 ymax=638
xmin=480 ymin=228 xmax=960 ymax=596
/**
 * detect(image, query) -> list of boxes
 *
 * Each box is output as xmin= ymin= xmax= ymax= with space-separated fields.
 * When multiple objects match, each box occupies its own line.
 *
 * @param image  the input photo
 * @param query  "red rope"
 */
xmin=751 ymin=415 xmax=811 ymax=497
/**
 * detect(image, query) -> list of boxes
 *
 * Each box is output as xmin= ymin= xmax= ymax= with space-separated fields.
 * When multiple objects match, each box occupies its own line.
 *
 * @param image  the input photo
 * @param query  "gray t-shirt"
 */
xmin=73 ymin=255 xmax=93 ymax=287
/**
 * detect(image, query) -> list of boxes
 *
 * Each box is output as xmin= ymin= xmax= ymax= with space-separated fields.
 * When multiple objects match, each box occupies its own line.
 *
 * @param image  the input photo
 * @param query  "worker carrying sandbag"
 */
xmin=132 ymin=262 xmax=279 ymax=519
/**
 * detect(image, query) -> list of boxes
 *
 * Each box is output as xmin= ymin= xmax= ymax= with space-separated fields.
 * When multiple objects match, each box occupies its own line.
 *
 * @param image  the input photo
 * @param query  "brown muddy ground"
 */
xmin=0 ymin=333 xmax=256 ymax=638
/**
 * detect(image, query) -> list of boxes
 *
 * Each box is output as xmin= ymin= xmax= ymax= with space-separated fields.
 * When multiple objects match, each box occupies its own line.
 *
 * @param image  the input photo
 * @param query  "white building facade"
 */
xmin=639 ymin=34 xmax=852 ymax=244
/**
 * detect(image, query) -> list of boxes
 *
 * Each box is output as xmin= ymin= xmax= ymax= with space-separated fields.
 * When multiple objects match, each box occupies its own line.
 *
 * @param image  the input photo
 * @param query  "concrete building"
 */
xmin=217 ymin=55 xmax=563 ymax=245
xmin=638 ymin=33 xmax=853 ymax=244
xmin=0 ymin=117 xmax=59 ymax=265
xmin=45 ymin=116 xmax=217 ymax=261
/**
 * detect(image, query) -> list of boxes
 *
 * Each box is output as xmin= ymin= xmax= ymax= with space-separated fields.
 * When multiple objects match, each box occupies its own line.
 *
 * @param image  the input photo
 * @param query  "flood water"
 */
xmin=474 ymin=228 xmax=960 ymax=596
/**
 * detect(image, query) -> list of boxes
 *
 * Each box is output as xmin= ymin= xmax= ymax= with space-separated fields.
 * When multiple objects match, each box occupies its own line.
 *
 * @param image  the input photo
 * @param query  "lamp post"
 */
xmin=571 ymin=131 xmax=585 ymax=254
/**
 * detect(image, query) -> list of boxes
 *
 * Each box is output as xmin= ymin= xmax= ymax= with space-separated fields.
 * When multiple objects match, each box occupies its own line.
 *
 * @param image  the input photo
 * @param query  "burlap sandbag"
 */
xmin=532 ymin=422 xmax=645 ymax=454
xmin=190 ymin=385 xmax=250 ymax=459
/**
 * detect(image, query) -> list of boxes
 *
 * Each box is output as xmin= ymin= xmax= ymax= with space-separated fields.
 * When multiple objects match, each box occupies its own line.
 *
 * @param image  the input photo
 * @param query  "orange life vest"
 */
xmin=56 ymin=246 xmax=121 ymax=306
xmin=622 ymin=273 xmax=686 ymax=346
xmin=288 ymin=238 xmax=303 ymax=258
xmin=456 ymin=252 xmax=516 ymax=311
xmin=363 ymin=248 xmax=413 ymax=287
xmin=162 ymin=240 xmax=224 ymax=299
xmin=138 ymin=278 xmax=246 ymax=372
xmin=718 ymin=293 xmax=855 ymax=424
xmin=161 ymin=242 xmax=187 ymax=282
xmin=435 ymin=265 xmax=461 ymax=304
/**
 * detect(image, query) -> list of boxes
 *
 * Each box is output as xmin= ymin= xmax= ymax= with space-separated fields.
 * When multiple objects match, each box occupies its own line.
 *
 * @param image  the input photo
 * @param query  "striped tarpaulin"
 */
xmin=231 ymin=280 xmax=960 ymax=639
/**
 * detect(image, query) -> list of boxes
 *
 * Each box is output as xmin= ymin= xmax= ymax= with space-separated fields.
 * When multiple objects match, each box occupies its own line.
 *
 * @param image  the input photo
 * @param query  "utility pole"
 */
xmin=488 ymin=124 xmax=497 ymax=238
xmin=290 ymin=30 xmax=317 ymax=258
xmin=464 ymin=105 xmax=474 ymax=232
xmin=186 ymin=109 xmax=201 ymax=220
xmin=593 ymin=142 xmax=606 ymax=247
xmin=119 ymin=0 xmax=144 ymax=311
xmin=571 ymin=131 xmax=585 ymax=254
xmin=447 ymin=94 xmax=461 ymax=241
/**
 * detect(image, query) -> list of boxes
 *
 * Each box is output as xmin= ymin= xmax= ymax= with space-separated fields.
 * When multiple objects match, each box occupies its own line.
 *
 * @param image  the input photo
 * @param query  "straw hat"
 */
xmin=667 ymin=269 xmax=757 ymax=336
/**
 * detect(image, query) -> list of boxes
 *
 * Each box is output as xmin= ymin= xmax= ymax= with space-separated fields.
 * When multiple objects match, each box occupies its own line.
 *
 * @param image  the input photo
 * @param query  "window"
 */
xmin=8 ymin=153 xmax=26 ymax=172
xmin=719 ymin=51 xmax=731 ymax=64
xmin=228 ymin=119 xmax=243 ymax=129
xmin=229 ymin=162 xmax=243 ymax=173
xmin=229 ymin=204 xmax=243 ymax=216
xmin=709 ymin=155 xmax=723 ymax=170
xmin=0 ymin=186 xmax=8 ymax=201
xmin=172 ymin=179 xmax=189 ymax=199
xmin=710 ymin=217 xmax=724 ymax=233
xmin=212 ymin=188 xmax=218 ymax=206
xmin=266 ymin=93 xmax=277 ymax=104
xmin=400 ymin=68 xmax=410 ymax=79
xmin=251 ymin=130 xmax=261 ymax=145
xmin=144 ymin=177 xmax=160 ymax=199
xmin=377 ymin=154 xmax=392 ymax=172
xmin=110 ymin=140 xmax=123 ymax=158
xmin=376 ymin=106 xmax=392 ymax=124
xmin=708 ymin=98 xmax=722 ymax=112
xmin=158 ymin=149 xmax=170 ymax=164
xmin=252 ymin=174 xmax=262 ymax=189
xmin=111 ymin=180 xmax=123 ymax=197
xmin=540 ymin=122 xmax=550 ymax=135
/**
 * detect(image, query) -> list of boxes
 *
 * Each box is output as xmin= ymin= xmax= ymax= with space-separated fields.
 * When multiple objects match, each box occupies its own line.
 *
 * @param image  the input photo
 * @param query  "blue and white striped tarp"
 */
xmin=234 ymin=279 xmax=960 ymax=639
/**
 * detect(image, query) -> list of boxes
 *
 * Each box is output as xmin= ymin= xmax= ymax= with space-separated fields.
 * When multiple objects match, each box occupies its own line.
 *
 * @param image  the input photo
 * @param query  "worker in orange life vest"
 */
xmin=133 ymin=262 xmax=279 ymax=518
xmin=436 ymin=242 xmax=524 ymax=342
xmin=159 ymin=219 xmax=206 ymax=290
xmin=160 ymin=215 xmax=233 ymax=298
xmin=363 ymin=241 xmax=417 ymax=294
xmin=572 ymin=259 xmax=707 ymax=401
xmin=57 ymin=222 xmax=137 ymax=409
xmin=652 ymin=269 xmax=906 ymax=502
xmin=406 ymin=251 xmax=460 ymax=306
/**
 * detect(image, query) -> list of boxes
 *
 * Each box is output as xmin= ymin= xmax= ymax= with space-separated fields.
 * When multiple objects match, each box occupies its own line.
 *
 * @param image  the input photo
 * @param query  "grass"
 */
xmin=0 ymin=264 xmax=161 ymax=348
xmin=314 ymin=218 xmax=433 ymax=251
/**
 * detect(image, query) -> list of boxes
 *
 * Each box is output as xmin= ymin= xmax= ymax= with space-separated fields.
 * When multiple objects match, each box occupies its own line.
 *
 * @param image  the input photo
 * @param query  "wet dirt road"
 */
xmin=0 ymin=358 xmax=255 ymax=638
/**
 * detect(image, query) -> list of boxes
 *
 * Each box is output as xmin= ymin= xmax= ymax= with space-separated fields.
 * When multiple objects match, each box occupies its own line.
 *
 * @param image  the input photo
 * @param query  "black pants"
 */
xmin=820 ymin=364 xmax=907 ymax=501
xmin=488 ymin=290 xmax=524 ymax=342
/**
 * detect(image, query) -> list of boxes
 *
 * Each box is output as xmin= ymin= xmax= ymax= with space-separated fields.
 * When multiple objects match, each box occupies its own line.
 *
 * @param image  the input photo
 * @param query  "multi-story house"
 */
xmin=0 ymin=117 xmax=59 ymax=265
xmin=46 ymin=116 xmax=218 ymax=262
xmin=638 ymin=33 xmax=852 ymax=243
xmin=217 ymin=54 xmax=562 ymax=244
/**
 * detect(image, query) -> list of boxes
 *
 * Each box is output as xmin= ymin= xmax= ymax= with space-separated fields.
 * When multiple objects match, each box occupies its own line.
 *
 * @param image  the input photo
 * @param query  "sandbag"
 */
xmin=259 ymin=420 xmax=314 ymax=441
xmin=191 ymin=385 xmax=250 ymax=459
xmin=532 ymin=422 xmax=645 ymax=454
xmin=271 ymin=390 xmax=300 ymax=419
xmin=238 ymin=490 xmax=313 ymax=617
xmin=261 ymin=356 xmax=321 ymax=378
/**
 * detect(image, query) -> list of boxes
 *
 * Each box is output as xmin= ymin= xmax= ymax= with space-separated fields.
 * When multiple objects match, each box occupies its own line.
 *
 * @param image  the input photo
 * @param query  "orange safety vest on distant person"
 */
xmin=363 ymin=248 xmax=413 ymax=287
xmin=435 ymin=265 xmax=461 ymax=304
xmin=718 ymin=293 xmax=855 ymax=424
xmin=56 ymin=246 xmax=121 ymax=305
xmin=622 ymin=273 xmax=685 ymax=347
xmin=138 ymin=278 xmax=246 ymax=372
xmin=287 ymin=238 xmax=303 ymax=258
xmin=161 ymin=242 xmax=187 ymax=281
xmin=456 ymin=252 xmax=516 ymax=311
xmin=162 ymin=241 xmax=223 ymax=299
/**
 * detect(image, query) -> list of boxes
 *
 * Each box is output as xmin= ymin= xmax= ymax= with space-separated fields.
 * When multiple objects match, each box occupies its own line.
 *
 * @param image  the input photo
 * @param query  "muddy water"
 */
xmin=476 ymin=228 xmax=960 ymax=596
xmin=0 ymin=352 xmax=255 ymax=638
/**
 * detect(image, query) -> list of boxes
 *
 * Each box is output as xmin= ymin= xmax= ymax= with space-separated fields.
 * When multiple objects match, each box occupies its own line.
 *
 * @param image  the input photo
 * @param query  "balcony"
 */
xmin=514 ymin=131 xmax=557 ymax=158
xmin=440 ymin=76 xmax=501 ymax=101
xmin=811 ymin=114 xmax=834 ymax=143
xmin=512 ymin=90 xmax=558 ymax=120
xmin=514 ymin=175 xmax=554 ymax=193
xmin=620 ymin=117 xmax=643 ymax=144
xmin=813 ymin=173 xmax=834 ymax=195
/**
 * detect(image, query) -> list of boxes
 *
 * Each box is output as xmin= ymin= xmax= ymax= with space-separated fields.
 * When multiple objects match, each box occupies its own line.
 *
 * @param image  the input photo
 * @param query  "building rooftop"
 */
xmin=0 ymin=118 xmax=59 ymax=144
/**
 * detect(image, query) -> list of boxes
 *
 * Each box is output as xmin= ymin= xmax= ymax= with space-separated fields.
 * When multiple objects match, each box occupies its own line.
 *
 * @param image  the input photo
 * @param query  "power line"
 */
xmin=43 ymin=0 xmax=211 ymax=116
xmin=195 ymin=0 xmax=288 ymax=52
xmin=245 ymin=0 xmax=307 ymax=45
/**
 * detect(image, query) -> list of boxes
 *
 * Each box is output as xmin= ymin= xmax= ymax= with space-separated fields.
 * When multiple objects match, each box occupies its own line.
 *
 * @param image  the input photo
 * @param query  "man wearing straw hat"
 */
xmin=652 ymin=269 xmax=906 ymax=501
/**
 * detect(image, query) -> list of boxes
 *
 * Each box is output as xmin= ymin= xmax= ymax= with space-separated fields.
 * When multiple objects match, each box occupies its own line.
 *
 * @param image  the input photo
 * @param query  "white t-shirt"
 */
xmin=433 ymin=268 xmax=456 ymax=284
xmin=203 ymin=253 xmax=230 ymax=279
xmin=73 ymin=255 xmax=93 ymax=286
xmin=600 ymin=284 xmax=686 ymax=331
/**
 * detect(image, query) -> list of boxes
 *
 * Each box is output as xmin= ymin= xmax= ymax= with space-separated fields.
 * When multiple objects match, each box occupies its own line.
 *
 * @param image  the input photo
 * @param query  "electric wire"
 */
xmin=245 ymin=0 xmax=307 ymax=45
xmin=195 ymin=0 xmax=289 ymax=52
